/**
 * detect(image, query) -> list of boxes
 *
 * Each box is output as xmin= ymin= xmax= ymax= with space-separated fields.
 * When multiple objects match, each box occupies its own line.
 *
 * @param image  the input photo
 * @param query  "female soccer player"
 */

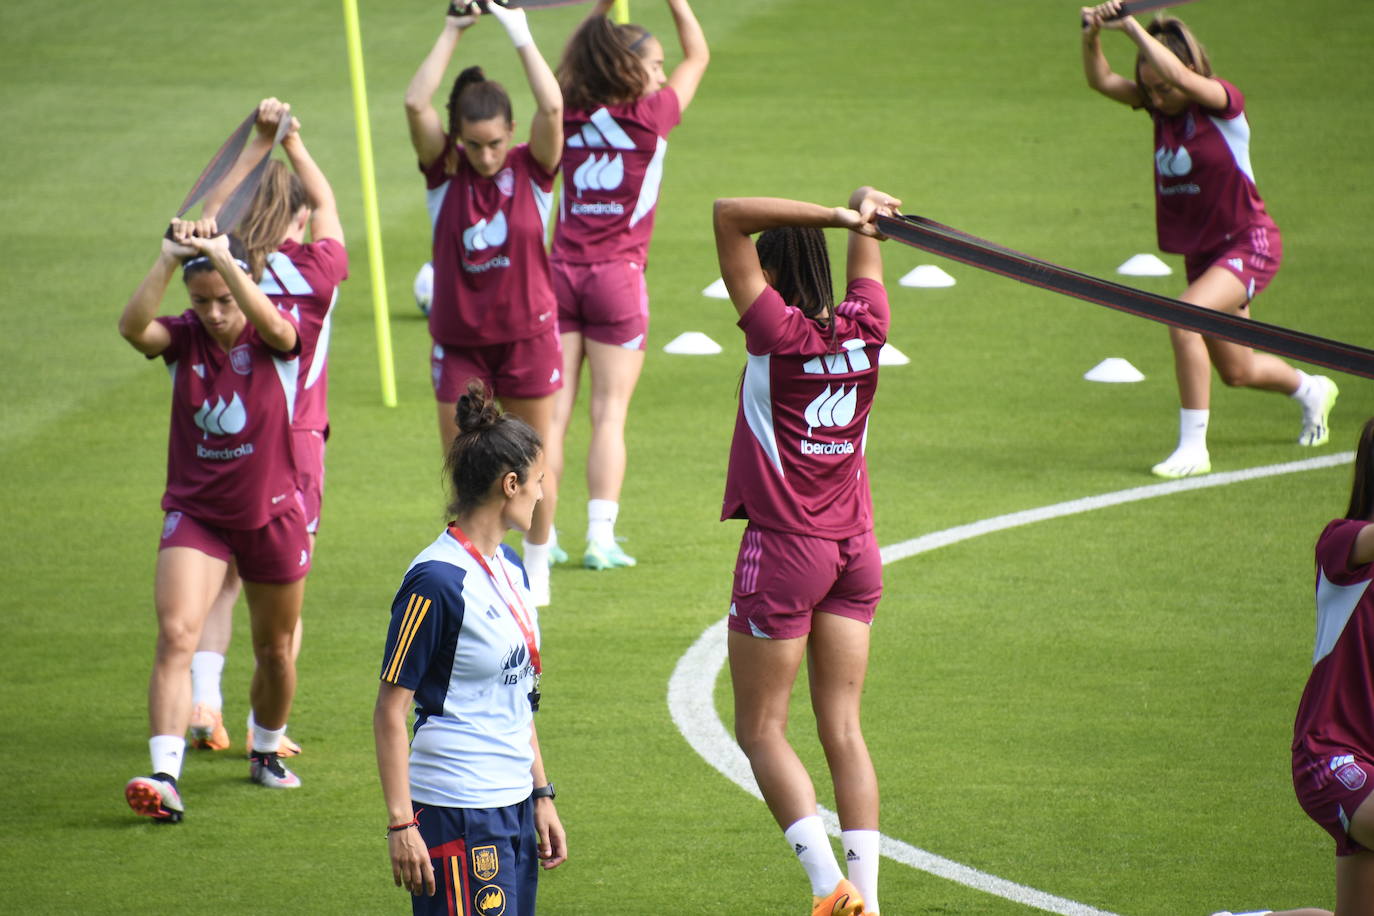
xmin=186 ymin=99 xmax=348 ymax=757
xmin=545 ymin=0 xmax=708 ymax=571
xmin=1210 ymin=421 xmax=1374 ymax=916
xmin=405 ymin=1 xmax=563 ymax=606
xmin=714 ymin=186 xmax=899 ymax=916
xmin=1081 ymin=2 xmax=1337 ymax=479
xmin=374 ymin=380 xmax=567 ymax=914
xmin=120 ymin=219 xmax=308 ymax=824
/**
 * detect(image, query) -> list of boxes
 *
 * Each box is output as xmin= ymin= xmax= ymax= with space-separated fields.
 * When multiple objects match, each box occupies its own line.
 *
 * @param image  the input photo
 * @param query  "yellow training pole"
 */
xmin=611 ymin=0 xmax=629 ymax=24
xmin=342 ymin=0 xmax=399 ymax=407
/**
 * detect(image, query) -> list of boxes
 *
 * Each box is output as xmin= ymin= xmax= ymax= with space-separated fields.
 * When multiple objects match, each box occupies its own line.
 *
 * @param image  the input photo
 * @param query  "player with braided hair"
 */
xmin=713 ymin=186 xmax=899 ymax=916
xmin=545 ymin=0 xmax=709 ymax=572
xmin=405 ymin=2 xmax=564 ymax=606
xmin=1082 ymin=2 xmax=1337 ymax=479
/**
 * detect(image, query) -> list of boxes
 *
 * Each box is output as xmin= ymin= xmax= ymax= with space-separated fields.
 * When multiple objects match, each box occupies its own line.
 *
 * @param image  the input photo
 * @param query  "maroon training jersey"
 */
xmin=155 ymin=311 xmax=301 ymax=530
xmin=423 ymin=142 xmax=557 ymax=347
xmin=1150 ymin=78 xmax=1279 ymax=255
xmin=551 ymin=88 xmax=682 ymax=265
xmin=1293 ymin=519 xmax=1374 ymax=757
xmin=722 ymin=278 xmax=890 ymax=540
xmin=260 ymin=237 xmax=348 ymax=434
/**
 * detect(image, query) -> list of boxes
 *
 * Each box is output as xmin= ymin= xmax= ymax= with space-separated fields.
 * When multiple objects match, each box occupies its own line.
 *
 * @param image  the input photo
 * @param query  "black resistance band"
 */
xmin=876 ymin=213 xmax=1374 ymax=381
xmin=171 ymin=108 xmax=293 ymax=234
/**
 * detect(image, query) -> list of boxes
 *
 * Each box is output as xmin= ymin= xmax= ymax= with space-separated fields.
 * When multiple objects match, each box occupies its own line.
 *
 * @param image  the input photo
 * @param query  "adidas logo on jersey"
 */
xmin=194 ymin=393 xmax=247 ymax=437
xmin=567 ymin=107 xmax=636 ymax=195
xmin=802 ymin=339 xmax=871 ymax=375
xmin=1155 ymin=144 xmax=1193 ymax=178
xmin=463 ymin=211 xmax=508 ymax=253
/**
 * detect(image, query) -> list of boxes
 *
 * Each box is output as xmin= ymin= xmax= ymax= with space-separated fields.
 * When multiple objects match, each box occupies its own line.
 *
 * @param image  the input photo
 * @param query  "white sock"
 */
xmin=841 ymin=829 xmax=880 ymax=914
xmin=586 ymin=499 xmax=619 ymax=549
xmin=523 ymin=538 xmax=550 ymax=570
xmin=1291 ymin=370 xmax=1316 ymax=404
xmin=783 ymin=815 xmax=844 ymax=897
xmin=190 ymin=651 xmax=225 ymax=709
xmin=248 ymin=710 xmax=285 ymax=754
xmin=1177 ymin=408 xmax=1209 ymax=453
xmin=149 ymin=735 xmax=186 ymax=781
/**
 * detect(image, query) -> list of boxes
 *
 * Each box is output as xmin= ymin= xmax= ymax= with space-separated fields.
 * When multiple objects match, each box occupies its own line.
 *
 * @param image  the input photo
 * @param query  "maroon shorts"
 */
xmin=727 ymin=525 xmax=882 ymax=640
xmin=292 ymin=428 xmax=326 ymax=534
xmin=1184 ymin=225 xmax=1282 ymax=302
xmin=551 ymin=258 xmax=649 ymax=350
xmin=1292 ymin=741 xmax=1374 ymax=856
xmin=431 ymin=329 xmax=563 ymax=402
xmin=159 ymin=504 xmax=312 ymax=584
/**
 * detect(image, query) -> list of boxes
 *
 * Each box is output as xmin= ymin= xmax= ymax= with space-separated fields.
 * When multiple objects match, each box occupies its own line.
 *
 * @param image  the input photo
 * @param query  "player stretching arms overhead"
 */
xmin=1212 ymin=420 xmax=1374 ymax=916
xmin=405 ymin=1 xmax=563 ymax=606
xmin=545 ymin=0 xmax=709 ymax=571
xmin=714 ymin=186 xmax=899 ymax=916
xmin=375 ymin=381 xmax=566 ymax=915
xmin=1081 ymin=1 xmax=1336 ymax=479
xmin=120 ymin=220 xmax=307 ymax=824
xmin=186 ymin=99 xmax=348 ymax=758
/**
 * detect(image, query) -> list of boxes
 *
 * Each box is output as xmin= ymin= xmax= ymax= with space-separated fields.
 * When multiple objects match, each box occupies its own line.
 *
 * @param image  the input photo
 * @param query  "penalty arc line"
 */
xmin=667 ymin=451 xmax=1353 ymax=916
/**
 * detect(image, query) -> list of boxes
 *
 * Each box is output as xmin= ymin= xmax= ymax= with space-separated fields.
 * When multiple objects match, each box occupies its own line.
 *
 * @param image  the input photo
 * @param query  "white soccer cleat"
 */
xmin=1298 ymin=375 xmax=1338 ymax=447
xmin=1151 ymin=447 xmax=1211 ymax=480
xmin=249 ymin=752 xmax=301 ymax=789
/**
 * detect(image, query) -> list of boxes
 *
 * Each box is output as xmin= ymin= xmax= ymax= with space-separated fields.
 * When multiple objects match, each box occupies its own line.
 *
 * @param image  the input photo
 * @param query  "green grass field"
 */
xmin=3 ymin=0 xmax=1372 ymax=912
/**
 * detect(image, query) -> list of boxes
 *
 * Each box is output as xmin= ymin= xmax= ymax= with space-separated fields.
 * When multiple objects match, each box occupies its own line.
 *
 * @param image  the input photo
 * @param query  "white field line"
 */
xmin=667 ymin=452 xmax=1353 ymax=915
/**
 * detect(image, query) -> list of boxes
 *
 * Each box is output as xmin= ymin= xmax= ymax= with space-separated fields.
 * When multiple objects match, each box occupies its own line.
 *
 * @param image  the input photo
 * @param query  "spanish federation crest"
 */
xmin=472 ymin=844 xmax=499 ymax=882
xmin=230 ymin=344 xmax=253 ymax=376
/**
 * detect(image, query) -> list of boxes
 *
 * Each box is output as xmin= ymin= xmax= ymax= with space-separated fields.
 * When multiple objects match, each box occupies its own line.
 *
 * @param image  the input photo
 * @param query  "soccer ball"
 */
xmin=414 ymin=261 xmax=434 ymax=316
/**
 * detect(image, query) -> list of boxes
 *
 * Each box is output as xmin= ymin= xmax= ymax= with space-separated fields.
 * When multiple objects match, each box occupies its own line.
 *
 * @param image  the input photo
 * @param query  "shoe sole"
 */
xmin=125 ymin=781 xmax=183 ymax=823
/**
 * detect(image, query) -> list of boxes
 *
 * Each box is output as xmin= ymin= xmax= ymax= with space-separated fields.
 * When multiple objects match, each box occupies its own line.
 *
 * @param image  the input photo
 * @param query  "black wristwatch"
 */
xmin=531 ymin=783 xmax=556 ymax=800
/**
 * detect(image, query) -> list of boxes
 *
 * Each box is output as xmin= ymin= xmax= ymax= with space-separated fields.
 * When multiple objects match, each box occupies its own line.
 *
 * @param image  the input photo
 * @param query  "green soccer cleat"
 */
xmin=1151 ymin=449 xmax=1211 ymax=480
xmin=583 ymin=540 xmax=636 ymax=570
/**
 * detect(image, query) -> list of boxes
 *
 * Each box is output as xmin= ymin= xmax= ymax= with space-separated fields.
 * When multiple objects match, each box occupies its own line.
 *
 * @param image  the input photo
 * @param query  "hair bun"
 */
xmin=454 ymin=379 xmax=500 ymax=434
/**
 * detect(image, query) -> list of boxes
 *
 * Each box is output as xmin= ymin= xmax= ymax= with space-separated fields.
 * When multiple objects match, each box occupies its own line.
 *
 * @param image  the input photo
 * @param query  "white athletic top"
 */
xmin=379 ymin=527 xmax=541 ymax=809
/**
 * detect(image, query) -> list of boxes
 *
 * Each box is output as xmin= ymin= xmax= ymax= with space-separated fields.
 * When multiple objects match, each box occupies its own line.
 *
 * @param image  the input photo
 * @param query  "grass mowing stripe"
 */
xmin=669 ymin=452 xmax=1353 ymax=915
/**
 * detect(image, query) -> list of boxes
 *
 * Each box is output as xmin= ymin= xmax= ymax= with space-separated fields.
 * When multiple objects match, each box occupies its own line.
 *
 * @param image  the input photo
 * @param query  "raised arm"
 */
xmin=405 ymin=12 xmax=478 ymax=168
xmin=118 ymin=234 xmax=197 ymax=357
xmin=280 ymin=118 xmax=344 ymax=244
xmin=712 ymin=196 xmax=876 ymax=318
xmin=1115 ymin=13 xmax=1227 ymax=110
xmin=374 ymin=682 xmax=436 ymax=898
xmin=529 ymin=723 xmax=566 ymax=870
xmin=174 ymin=220 xmax=298 ymax=352
xmin=845 ymin=186 xmax=899 ymax=286
xmin=664 ymin=0 xmax=709 ymax=111
xmin=1080 ymin=4 xmax=1143 ymax=106
xmin=487 ymin=3 xmax=563 ymax=173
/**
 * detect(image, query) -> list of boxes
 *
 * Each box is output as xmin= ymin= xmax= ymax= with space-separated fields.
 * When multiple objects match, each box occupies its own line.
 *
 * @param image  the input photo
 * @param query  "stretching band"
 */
xmin=876 ymin=213 xmax=1374 ymax=380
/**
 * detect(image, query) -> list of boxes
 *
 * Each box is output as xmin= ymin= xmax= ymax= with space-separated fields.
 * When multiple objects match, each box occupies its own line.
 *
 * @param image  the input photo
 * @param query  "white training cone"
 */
xmin=1116 ymin=253 xmax=1172 ymax=276
xmin=899 ymin=264 xmax=956 ymax=288
xmin=878 ymin=343 xmax=910 ymax=366
xmin=663 ymin=331 xmax=723 ymax=355
xmin=1084 ymin=357 xmax=1145 ymax=383
xmin=702 ymin=277 xmax=730 ymax=299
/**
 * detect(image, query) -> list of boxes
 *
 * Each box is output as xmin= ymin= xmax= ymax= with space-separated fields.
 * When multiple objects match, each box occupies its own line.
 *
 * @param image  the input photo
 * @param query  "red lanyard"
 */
xmin=447 ymin=525 xmax=541 ymax=677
